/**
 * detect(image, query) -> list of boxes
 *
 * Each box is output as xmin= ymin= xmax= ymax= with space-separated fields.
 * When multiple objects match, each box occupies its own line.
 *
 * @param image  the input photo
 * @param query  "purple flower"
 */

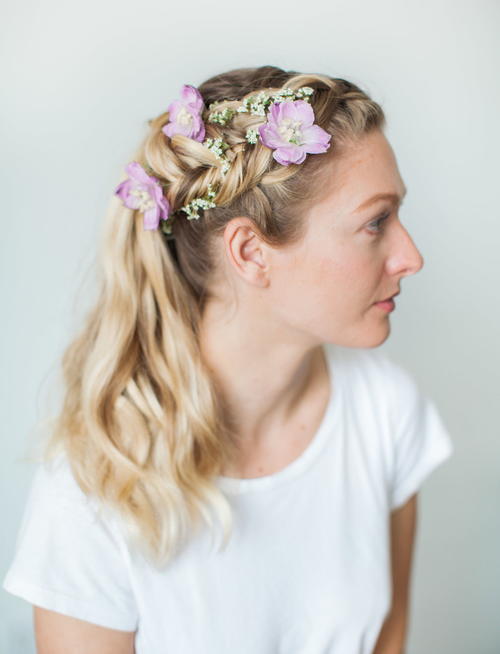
xmin=258 ymin=100 xmax=331 ymax=165
xmin=161 ymin=84 xmax=206 ymax=142
xmin=114 ymin=161 xmax=171 ymax=230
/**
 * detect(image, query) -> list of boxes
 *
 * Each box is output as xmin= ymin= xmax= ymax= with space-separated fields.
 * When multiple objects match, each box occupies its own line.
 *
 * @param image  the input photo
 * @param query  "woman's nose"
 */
xmin=389 ymin=224 xmax=424 ymax=277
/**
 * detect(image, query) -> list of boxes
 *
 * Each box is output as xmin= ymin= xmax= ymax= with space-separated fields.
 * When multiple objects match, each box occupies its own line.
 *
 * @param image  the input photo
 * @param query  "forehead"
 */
xmin=312 ymin=130 xmax=407 ymax=211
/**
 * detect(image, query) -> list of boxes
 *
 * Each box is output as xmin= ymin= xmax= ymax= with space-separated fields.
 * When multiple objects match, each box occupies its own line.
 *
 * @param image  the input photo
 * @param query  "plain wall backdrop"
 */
xmin=1 ymin=0 xmax=499 ymax=651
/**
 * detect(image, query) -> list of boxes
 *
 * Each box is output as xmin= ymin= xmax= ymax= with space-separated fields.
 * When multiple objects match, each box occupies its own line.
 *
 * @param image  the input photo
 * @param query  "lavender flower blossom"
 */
xmin=114 ymin=161 xmax=170 ymax=230
xmin=258 ymin=100 xmax=331 ymax=165
xmin=162 ymin=84 xmax=206 ymax=142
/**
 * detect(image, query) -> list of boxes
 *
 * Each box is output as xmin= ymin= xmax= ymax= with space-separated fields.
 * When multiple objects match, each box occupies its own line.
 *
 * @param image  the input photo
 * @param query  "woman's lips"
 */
xmin=374 ymin=298 xmax=396 ymax=312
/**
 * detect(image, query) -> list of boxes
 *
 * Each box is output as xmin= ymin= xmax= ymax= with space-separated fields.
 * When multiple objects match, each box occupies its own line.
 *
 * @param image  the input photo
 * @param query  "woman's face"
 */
xmin=267 ymin=129 xmax=424 ymax=349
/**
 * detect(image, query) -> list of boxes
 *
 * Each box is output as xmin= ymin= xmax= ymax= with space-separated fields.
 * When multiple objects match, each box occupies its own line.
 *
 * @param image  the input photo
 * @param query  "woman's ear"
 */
xmin=223 ymin=218 xmax=270 ymax=288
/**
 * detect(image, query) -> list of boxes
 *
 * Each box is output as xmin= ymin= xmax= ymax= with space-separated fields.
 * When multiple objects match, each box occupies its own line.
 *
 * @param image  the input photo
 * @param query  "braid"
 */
xmin=114 ymin=65 xmax=385 ymax=299
xmin=128 ymin=74 xmax=343 ymax=226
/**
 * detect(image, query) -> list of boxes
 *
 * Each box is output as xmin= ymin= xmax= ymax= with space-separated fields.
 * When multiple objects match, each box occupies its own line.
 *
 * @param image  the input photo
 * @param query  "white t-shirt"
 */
xmin=3 ymin=343 xmax=454 ymax=653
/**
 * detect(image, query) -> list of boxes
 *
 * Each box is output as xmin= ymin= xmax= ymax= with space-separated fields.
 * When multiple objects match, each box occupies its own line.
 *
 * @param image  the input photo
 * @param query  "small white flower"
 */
xmin=203 ymin=138 xmax=231 ymax=176
xmin=245 ymin=128 xmax=259 ymax=144
xmin=207 ymin=107 xmax=236 ymax=125
xmin=180 ymin=184 xmax=218 ymax=220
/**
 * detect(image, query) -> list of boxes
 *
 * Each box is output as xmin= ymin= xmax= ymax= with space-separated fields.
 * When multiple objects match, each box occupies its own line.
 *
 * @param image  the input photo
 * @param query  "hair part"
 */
xmin=36 ymin=65 xmax=385 ymax=568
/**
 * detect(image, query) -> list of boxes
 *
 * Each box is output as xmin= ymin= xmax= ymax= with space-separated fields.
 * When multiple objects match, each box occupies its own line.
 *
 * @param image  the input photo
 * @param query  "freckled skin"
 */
xmin=262 ymin=129 xmax=424 ymax=349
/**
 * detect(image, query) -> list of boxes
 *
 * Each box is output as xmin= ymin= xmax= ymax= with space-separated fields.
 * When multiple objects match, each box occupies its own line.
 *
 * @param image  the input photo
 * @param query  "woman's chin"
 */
xmin=362 ymin=319 xmax=392 ymax=348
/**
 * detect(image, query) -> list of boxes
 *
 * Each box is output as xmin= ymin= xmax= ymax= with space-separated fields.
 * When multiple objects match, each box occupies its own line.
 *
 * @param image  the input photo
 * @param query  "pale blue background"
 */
xmin=1 ymin=0 xmax=499 ymax=651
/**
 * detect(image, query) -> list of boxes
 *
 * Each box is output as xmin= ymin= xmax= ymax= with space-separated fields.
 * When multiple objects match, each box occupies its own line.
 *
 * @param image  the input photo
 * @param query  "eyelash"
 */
xmin=366 ymin=211 xmax=391 ymax=235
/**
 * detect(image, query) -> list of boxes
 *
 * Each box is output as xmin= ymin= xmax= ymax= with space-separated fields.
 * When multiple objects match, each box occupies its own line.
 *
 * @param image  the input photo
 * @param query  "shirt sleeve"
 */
xmin=2 ymin=454 xmax=139 ymax=632
xmin=387 ymin=362 xmax=454 ymax=511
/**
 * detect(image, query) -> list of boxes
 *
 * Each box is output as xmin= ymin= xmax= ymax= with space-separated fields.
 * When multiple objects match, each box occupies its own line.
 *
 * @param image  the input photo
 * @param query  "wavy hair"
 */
xmin=35 ymin=65 xmax=385 ymax=568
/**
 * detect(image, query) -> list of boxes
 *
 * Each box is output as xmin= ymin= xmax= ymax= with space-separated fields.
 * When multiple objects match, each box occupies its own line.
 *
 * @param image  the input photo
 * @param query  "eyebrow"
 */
xmin=354 ymin=189 xmax=407 ymax=213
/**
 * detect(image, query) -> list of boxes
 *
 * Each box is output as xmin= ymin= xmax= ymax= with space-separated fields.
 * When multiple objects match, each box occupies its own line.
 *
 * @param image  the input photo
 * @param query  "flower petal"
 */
xmin=180 ymin=84 xmax=205 ymax=112
xmin=152 ymin=185 xmax=171 ymax=220
xmin=301 ymin=125 xmax=332 ymax=153
xmin=143 ymin=206 xmax=160 ymax=230
xmin=189 ymin=114 xmax=205 ymax=141
xmin=276 ymin=99 xmax=315 ymax=127
xmin=125 ymin=161 xmax=153 ymax=186
xmin=266 ymin=101 xmax=284 ymax=124
xmin=162 ymin=121 xmax=191 ymax=138
xmin=166 ymin=99 xmax=183 ymax=122
xmin=114 ymin=179 xmax=133 ymax=204
xmin=258 ymin=122 xmax=287 ymax=149
xmin=273 ymin=146 xmax=307 ymax=166
xmin=158 ymin=198 xmax=171 ymax=221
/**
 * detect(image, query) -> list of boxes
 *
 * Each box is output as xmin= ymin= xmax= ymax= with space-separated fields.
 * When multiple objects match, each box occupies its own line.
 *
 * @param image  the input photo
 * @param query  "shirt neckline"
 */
xmin=215 ymin=343 xmax=342 ymax=494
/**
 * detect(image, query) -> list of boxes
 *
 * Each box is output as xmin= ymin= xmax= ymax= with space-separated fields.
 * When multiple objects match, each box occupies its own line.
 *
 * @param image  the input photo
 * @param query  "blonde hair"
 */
xmin=34 ymin=65 xmax=385 ymax=568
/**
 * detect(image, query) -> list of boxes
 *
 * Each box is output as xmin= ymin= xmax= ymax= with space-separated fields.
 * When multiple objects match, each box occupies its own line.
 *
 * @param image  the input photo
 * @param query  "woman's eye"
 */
xmin=366 ymin=212 xmax=390 ymax=235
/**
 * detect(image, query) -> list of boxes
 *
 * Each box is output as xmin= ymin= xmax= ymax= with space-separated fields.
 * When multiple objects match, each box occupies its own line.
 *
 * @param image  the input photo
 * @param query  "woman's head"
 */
xmin=40 ymin=65 xmax=416 ymax=567
xmin=132 ymin=66 xmax=389 ymax=308
xmin=131 ymin=65 xmax=422 ymax=350
xmin=211 ymin=128 xmax=423 ymax=353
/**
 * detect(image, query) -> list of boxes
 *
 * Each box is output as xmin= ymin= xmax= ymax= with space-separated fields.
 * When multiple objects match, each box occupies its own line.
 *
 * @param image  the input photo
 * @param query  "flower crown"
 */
xmin=114 ymin=83 xmax=331 ymax=236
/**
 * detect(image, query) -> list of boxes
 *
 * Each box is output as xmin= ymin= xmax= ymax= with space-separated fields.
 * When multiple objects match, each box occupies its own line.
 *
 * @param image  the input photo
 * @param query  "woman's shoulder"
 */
xmin=29 ymin=450 xmax=96 ymax=510
xmin=3 ymin=449 xmax=139 ymax=631
xmin=327 ymin=343 xmax=431 ymax=427
xmin=327 ymin=344 xmax=454 ymax=510
xmin=21 ymin=449 xmax=123 ymax=538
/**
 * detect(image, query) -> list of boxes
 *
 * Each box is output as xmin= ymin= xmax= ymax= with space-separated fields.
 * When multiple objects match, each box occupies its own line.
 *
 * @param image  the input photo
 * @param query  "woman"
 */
xmin=3 ymin=65 xmax=453 ymax=653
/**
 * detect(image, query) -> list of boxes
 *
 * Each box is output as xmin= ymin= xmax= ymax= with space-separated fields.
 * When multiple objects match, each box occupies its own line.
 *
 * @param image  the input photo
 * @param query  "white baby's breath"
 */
xmin=207 ymin=107 xmax=236 ymax=125
xmin=245 ymin=128 xmax=259 ymax=144
xmin=180 ymin=184 xmax=218 ymax=220
xmin=203 ymin=137 xmax=231 ymax=175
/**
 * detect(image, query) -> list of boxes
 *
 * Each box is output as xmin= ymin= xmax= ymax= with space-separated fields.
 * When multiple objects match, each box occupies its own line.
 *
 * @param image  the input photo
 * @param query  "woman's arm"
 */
xmin=34 ymin=606 xmax=136 ymax=654
xmin=373 ymin=492 xmax=417 ymax=654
